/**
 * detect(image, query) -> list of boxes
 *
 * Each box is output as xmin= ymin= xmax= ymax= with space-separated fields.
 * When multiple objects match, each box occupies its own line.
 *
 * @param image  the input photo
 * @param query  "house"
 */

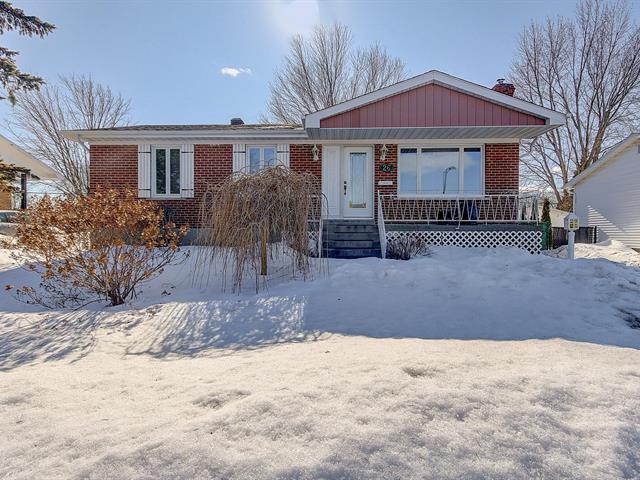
xmin=63 ymin=70 xmax=564 ymax=257
xmin=565 ymin=133 xmax=640 ymax=249
xmin=0 ymin=133 xmax=59 ymax=211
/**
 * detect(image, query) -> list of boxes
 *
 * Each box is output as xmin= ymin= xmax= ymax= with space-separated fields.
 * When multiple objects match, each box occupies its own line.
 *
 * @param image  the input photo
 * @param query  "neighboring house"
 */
xmin=565 ymin=133 xmax=640 ymax=249
xmin=63 ymin=70 xmax=564 ymax=257
xmin=0 ymin=133 xmax=59 ymax=210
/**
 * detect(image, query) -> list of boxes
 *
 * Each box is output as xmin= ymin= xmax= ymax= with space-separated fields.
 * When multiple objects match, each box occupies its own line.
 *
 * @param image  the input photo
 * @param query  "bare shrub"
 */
xmin=386 ymin=236 xmax=430 ymax=261
xmin=196 ymin=166 xmax=324 ymax=292
xmin=7 ymin=189 xmax=188 ymax=307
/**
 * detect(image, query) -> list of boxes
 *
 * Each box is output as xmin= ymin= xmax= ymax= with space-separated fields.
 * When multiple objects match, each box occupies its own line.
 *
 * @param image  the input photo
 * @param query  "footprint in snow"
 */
xmin=402 ymin=366 xmax=443 ymax=378
xmin=193 ymin=390 xmax=250 ymax=410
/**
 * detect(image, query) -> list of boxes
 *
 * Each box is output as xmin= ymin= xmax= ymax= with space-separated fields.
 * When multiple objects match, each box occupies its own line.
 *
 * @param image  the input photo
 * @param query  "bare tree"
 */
xmin=265 ymin=23 xmax=407 ymax=124
xmin=8 ymin=75 xmax=130 ymax=196
xmin=512 ymin=0 xmax=640 ymax=210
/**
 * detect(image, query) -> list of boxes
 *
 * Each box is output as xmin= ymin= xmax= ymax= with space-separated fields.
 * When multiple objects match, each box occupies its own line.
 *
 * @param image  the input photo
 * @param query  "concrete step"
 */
xmin=325 ymin=224 xmax=378 ymax=233
xmin=325 ymin=248 xmax=382 ymax=259
xmin=328 ymin=240 xmax=380 ymax=249
xmin=322 ymin=232 xmax=379 ymax=241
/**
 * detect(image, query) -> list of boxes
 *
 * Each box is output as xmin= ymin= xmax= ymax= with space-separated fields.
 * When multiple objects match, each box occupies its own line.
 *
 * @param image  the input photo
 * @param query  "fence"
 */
xmin=551 ymin=226 xmax=598 ymax=248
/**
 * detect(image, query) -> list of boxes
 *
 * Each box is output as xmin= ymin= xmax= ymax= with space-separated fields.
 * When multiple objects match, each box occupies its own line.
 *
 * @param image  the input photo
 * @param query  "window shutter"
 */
xmin=137 ymin=144 xmax=151 ymax=198
xmin=277 ymin=144 xmax=290 ymax=168
xmin=232 ymin=144 xmax=246 ymax=174
xmin=180 ymin=144 xmax=194 ymax=198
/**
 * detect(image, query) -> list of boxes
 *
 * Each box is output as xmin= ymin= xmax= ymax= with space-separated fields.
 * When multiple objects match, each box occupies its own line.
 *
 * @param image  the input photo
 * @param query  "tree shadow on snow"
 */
xmin=0 ymin=311 xmax=100 ymax=371
xmin=0 ymin=308 xmax=147 ymax=371
xmin=125 ymin=296 xmax=323 ymax=358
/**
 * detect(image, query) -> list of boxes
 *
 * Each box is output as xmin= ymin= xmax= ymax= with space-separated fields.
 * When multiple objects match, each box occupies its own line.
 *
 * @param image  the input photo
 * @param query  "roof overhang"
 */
xmin=304 ymin=70 xmax=566 ymax=128
xmin=62 ymin=128 xmax=310 ymax=144
xmin=0 ymin=134 xmax=59 ymax=180
xmin=564 ymin=133 xmax=640 ymax=190
xmin=307 ymin=124 xmax=561 ymax=141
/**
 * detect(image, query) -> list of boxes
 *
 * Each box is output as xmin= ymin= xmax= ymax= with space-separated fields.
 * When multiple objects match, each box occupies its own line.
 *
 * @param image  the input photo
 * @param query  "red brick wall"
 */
xmin=90 ymin=144 xmax=232 ymax=226
xmin=373 ymin=144 xmax=398 ymax=215
xmin=484 ymin=143 xmax=519 ymax=194
xmin=289 ymin=144 xmax=322 ymax=180
xmin=90 ymin=143 xmax=319 ymax=227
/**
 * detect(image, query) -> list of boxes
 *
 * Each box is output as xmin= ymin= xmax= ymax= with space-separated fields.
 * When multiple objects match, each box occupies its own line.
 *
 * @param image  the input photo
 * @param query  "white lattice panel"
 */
xmin=386 ymin=229 xmax=542 ymax=254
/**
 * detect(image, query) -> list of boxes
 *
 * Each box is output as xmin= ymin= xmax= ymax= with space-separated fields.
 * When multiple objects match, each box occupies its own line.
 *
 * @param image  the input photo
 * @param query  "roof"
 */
xmin=304 ymin=70 xmax=566 ymax=129
xmin=0 ymin=133 xmax=59 ymax=180
xmin=92 ymin=124 xmax=302 ymax=131
xmin=564 ymin=133 xmax=640 ymax=189
xmin=62 ymin=69 xmax=565 ymax=144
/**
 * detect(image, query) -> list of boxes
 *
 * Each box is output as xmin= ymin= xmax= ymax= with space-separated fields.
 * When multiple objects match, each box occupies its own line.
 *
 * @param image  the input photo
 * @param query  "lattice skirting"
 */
xmin=386 ymin=229 xmax=542 ymax=254
xmin=308 ymin=230 xmax=319 ymax=257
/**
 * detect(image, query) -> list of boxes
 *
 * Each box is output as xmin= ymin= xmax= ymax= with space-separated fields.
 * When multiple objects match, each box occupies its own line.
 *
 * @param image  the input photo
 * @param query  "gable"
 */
xmin=320 ymin=83 xmax=546 ymax=129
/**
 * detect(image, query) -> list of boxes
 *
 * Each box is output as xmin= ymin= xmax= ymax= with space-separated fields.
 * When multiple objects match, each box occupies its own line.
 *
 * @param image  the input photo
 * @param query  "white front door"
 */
xmin=341 ymin=147 xmax=373 ymax=218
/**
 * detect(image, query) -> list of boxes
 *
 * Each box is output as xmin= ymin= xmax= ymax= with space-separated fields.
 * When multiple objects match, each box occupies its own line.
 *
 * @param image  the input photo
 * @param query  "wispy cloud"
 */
xmin=220 ymin=67 xmax=252 ymax=78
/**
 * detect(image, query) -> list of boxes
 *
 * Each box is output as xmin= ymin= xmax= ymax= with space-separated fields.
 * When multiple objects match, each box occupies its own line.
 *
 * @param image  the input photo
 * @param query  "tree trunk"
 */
xmin=260 ymin=224 xmax=268 ymax=276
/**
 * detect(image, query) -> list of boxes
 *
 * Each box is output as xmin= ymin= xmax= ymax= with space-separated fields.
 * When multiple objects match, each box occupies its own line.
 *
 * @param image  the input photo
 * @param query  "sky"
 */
xmin=1 ymin=0 xmax=638 ymax=126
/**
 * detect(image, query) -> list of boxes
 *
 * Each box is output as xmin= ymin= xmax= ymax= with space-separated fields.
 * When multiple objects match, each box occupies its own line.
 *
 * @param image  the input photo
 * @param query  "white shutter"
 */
xmin=276 ymin=144 xmax=290 ymax=168
xmin=180 ymin=144 xmax=194 ymax=198
xmin=232 ymin=144 xmax=246 ymax=174
xmin=137 ymin=144 xmax=151 ymax=198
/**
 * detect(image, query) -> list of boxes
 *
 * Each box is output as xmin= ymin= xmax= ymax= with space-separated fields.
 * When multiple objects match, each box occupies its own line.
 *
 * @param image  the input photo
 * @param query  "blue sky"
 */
xmin=1 ymin=0 xmax=638 ymax=126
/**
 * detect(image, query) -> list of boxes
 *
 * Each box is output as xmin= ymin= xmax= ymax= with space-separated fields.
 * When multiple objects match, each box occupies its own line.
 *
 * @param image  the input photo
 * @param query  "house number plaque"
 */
xmin=380 ymin=163 xmax=394 ymax=173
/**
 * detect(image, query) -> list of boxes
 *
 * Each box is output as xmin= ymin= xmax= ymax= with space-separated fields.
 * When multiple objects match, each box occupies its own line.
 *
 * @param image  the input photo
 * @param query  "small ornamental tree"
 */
xmin=197 ymin=166 xmax=323 ymax=292
xmin=8 ymin=189 xmax=188 ymax=307
xmin=541 ymin=197 xmax=553 ymax=250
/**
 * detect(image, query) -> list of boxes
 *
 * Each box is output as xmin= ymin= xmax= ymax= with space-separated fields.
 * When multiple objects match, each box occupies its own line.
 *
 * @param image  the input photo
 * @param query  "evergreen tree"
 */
xmin=541 ymin=197 xmax=553 ymax=249
xmin=0 ymin=157 xmax=27 ymax=192
xmin=0 ymin=2 xmax=54 ymax=103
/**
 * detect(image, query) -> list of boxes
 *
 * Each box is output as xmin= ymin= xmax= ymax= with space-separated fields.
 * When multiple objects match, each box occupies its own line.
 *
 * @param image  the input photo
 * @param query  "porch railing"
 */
xmin=378 ymin=193 xmax=539 ymax=225
xmin=377 ymin=191 xmax=387 ymax=258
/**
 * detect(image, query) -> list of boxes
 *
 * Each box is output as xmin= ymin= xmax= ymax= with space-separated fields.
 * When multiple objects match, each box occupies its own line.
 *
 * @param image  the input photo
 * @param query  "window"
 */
xmin=398 ymin=146 xmax=483 ymax=196
xmin=152 ymin=146 xmax=181 ymax=197
xmin=248 ymin=146 xmax=277 ymax=173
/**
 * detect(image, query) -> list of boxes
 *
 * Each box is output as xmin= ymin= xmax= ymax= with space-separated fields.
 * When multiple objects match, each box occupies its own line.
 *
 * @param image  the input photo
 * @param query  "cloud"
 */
xmin=264 ymin=0 xmax=320 ymax=37
xmin=220 ymin=67 xmax=252 ymax=78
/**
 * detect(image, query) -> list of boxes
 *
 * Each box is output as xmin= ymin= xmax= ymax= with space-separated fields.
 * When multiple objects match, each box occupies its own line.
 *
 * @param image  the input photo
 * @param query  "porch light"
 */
xmin=312 ymin=144 xmax=320 ymax=161
xmin=380 ymin=144 xmax=389 ymax=162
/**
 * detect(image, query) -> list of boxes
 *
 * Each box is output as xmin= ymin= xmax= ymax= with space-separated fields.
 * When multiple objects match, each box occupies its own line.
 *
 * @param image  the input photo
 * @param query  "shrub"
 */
xmin=8 ymin=189 xmax=188 ymax=307
xmin=386 ymin=235 xmax=430 ymax=260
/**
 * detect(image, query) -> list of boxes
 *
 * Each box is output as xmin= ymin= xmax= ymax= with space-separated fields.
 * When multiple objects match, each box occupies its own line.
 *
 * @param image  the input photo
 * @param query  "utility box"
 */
xmin=564 ymin=213 xmax=579 ymax=231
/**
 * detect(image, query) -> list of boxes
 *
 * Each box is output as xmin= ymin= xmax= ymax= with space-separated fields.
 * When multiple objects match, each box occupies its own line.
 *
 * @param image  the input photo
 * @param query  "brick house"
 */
xmin=64 ymin=70 xmax=564 ymax=257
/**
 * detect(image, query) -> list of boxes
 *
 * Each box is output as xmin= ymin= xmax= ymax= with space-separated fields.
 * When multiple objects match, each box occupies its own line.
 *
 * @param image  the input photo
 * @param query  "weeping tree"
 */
xmin=196 ymin=167 xmax=324 ymax=292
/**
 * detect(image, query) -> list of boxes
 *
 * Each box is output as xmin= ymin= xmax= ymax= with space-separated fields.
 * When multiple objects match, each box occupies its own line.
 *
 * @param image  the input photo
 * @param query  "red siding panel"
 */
xmin=320 ymin=83 xmax=545 ymax=128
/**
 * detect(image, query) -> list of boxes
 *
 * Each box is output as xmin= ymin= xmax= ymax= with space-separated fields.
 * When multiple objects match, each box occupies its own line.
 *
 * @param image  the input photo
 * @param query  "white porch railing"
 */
xmin=377 ymin=191 xmax=387 ymax=259
xmin=378 ymin=193 xmax=539 ymax=225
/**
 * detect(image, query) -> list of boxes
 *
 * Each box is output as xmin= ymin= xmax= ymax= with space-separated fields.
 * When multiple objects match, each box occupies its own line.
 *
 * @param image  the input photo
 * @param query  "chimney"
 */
xmin=492 ymin=78 xmax=515 ymax=97
xmin=230 ymin=117 xmax=244 ymax=126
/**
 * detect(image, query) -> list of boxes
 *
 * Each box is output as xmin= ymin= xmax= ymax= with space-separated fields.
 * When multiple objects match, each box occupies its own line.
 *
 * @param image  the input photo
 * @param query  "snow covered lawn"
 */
xmin=1 ymin=241 xmax=640 ymax=479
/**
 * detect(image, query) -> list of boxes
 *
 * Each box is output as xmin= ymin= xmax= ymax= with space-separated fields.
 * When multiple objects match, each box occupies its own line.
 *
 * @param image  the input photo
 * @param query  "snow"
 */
xmin=1 ymin=241 xmax=640 ymax=479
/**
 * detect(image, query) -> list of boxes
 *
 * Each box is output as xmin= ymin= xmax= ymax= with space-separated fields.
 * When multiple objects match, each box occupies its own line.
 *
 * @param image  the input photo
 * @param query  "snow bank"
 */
xmin=1 ymin=242 xmax=640 ymax=479
xmin=545 ymin=239 xmax=640 ymax=266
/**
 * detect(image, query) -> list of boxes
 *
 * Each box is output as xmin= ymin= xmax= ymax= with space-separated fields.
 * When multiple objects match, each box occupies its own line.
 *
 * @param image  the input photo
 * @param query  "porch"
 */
xmin=313 ymin=193 xmax=543 ymax=258
xmin=375 ymin=193 xmax=542 ymax=256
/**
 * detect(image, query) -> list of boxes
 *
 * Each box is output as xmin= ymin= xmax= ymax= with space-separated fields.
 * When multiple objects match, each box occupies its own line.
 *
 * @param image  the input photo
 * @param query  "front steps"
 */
xmin=321 ymin=220 xmax=382 ymax=258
